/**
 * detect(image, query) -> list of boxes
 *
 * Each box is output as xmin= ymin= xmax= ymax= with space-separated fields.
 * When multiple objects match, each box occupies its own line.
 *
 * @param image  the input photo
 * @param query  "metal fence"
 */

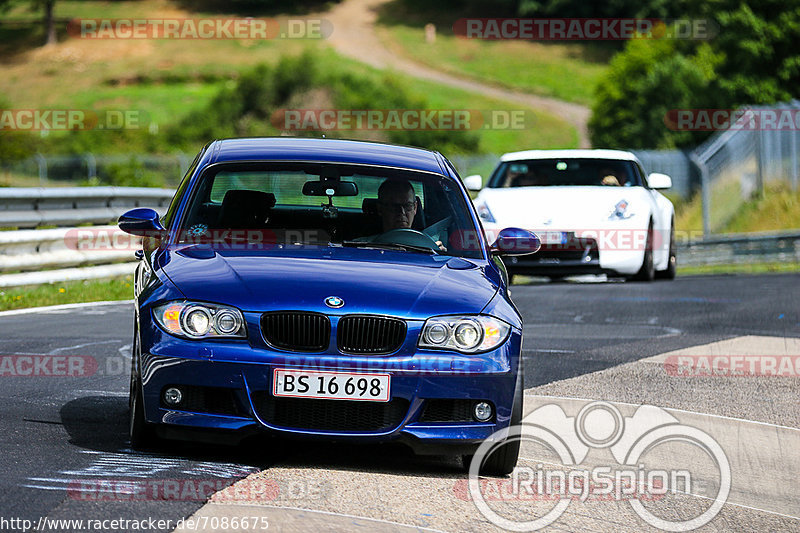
xmin=1 ymin=153 xmax=191 ymax=187
xmin=632 ymin=150 xmax=697 ymax=198
xmin=0 ymin=186 xmax=174 ymax=228
xmin=692 ymin=101 xmax=800 ymax=235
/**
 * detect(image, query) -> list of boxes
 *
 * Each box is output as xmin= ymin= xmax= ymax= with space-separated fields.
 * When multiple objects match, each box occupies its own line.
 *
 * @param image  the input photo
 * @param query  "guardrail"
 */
xmin=0 ymin=225 xmax=141 ymax=288
xmin=0 ymin=187 xmax=172 ymax=287
xmin=0 ymin=186 xmax=174 ymax=228
xmin=677 ymin=231 xmax=800 ymax=266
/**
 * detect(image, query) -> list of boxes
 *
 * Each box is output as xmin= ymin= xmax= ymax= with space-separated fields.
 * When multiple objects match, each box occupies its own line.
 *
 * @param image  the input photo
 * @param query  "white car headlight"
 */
xmin=154 ymin=301 xmax=246 ymax=339
xmin=419 ymin=315 xmax=511 ymax=353
xmin=476 ymin=202 xmax=496 ymax=223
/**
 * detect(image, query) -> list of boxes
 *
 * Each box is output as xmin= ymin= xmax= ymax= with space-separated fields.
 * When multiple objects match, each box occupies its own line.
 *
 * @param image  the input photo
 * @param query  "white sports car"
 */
xmin=465 ymin=149 xmax=676 ymax=282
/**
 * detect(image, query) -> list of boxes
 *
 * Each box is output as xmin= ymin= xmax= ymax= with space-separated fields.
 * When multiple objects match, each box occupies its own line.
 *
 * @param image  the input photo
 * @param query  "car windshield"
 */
xmin=488 ymin=158 xmax=641 ymax=188
xmin=178 ymin=162 xmax=483 ymax=259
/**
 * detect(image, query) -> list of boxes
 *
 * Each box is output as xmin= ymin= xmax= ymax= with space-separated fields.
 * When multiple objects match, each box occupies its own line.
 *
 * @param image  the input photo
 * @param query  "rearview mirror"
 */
xmin=302 ymin=180 xmax=358 ymax=197
xmin=118 ymin=208 xmax=166 ymax=237
xmin=647 ymin=172 xmax=672 ymax=190
xmin=491 ymin=227 xmax=540 ymax=256
xmin=463 ymin=175 xmax=483 ymax=191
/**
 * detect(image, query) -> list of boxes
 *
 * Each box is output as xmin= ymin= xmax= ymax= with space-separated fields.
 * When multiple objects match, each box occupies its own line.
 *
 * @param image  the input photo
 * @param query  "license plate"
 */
xmin=272 ymin=369 xmax=391 ymax=402
xmin=540 ymin=231 xmax=568 ymax=245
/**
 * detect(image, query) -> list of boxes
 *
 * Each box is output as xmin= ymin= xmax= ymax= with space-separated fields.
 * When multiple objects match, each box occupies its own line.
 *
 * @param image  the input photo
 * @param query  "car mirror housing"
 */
xmin=463 ymin=175 xmax=483 ymax=191
xmin=302 ymin=180 xmax=359 ymax=197
xmin=491 ymin=227 xmax=541 ymax=256
xmin=647 ymin=172 xmax=672 ymax=190
xmin=119 ymin=208 xmax=166 ymax=237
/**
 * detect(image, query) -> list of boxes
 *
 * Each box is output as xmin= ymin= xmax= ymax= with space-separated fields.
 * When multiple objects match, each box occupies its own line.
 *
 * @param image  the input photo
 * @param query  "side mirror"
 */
xmin=647 ymin=172 xmax=672 ymax=190
xmin=463 ymin=174 xmax=483 ymax=191
xmin=491 ymin=227 xmax=540 ymax=256
xmin=119 ymin=208 xmax=166 ymax=237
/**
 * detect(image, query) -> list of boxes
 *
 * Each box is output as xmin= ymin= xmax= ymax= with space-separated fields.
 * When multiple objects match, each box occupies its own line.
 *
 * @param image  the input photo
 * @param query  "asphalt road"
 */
xmin=0 ymin=273 xmax=797 ymax=532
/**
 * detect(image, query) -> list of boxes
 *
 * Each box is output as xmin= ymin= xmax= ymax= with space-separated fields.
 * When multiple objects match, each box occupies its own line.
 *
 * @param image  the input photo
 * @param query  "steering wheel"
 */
xmin=373 ymin=228 xmax=441 ymax=251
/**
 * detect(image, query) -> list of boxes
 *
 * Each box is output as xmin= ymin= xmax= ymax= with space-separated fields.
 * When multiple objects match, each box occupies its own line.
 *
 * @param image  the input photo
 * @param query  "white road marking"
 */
xmin=0 ymin=300 xmax=133 ymax=318
xmin=48 ymin=340 xmax=121 ymax=355
xmin=523 ymin=393 xmax=800 ymax=432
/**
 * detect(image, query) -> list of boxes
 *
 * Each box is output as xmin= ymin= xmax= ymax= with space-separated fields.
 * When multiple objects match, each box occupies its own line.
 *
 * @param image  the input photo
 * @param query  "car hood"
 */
xmin=158 ymin=246 xmax=498 ymax=319
xmin=477 ymin=186 xmax=650 ymax=229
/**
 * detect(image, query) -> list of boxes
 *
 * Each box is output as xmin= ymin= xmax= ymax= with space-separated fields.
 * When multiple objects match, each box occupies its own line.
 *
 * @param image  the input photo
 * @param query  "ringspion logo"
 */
xmin=468 ymin=401 xmax=730 ymax=531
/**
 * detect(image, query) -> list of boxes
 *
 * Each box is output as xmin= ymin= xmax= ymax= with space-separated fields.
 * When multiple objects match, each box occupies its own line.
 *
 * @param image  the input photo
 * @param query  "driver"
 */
xmin=361 ymin=179 xmax=446 ymax=251
xmin=377 ymin=179 xmax=417 ymax=231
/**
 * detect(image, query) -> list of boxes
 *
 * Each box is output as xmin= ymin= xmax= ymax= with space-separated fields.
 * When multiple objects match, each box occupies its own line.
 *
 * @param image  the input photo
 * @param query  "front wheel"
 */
xmin=629 ymin=222 xmax=655 ymax=282
xmin=656 ymin=222 xmax=676 ymax=280
xmin=129 ymin=377 xmax=158 ymax=450
xmin=462 ymin=369 xmax=523 ymax=476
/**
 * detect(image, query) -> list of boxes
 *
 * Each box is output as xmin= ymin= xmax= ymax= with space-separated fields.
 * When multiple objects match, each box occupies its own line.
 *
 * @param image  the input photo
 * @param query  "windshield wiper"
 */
xmin=340 ymin=240 xmax=436 ymax=255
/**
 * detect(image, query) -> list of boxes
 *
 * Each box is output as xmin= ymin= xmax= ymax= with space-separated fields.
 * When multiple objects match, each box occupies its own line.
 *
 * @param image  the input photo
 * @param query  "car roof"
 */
xmin=500 ymin=149 xmax=640 ymax=163
xmin=205 ymin=137 xmax=447 ymax=175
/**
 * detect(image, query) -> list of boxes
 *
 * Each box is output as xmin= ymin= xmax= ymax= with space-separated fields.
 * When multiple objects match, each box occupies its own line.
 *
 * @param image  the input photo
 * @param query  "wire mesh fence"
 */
xmin=0 ymin=153 xmax=192 ymax=188
xmin=692 ymin=101 xmax=800 ymax=234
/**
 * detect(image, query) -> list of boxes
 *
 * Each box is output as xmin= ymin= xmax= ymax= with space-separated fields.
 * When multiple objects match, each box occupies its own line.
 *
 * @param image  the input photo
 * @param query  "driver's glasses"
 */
xmin=381 ymin=201 xmax=415 ymax=212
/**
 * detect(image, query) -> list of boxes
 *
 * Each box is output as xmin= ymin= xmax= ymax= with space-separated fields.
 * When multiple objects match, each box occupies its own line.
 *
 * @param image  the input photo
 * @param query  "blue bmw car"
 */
xmin=119 ymin=138 xmax=539 ymax=475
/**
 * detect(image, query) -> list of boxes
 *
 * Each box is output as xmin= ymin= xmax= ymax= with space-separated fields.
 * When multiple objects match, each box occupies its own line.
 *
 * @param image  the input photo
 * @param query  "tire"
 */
xmin=656 ymin=222 xmax=677 ymax=280
xmin=462 ymin=364 xmax=523 ymax=477
xmin=129 ymin=377 xmax=158 ymax=450
xmin=630 ymin=222 xmax=655 ymax=282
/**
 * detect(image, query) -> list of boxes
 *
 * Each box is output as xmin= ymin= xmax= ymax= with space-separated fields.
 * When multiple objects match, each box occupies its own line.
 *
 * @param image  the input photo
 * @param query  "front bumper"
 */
xmin=493 ymin=231 xmax=645 ymax=277
xmin=137 ymin=323 xmax=521 ymax=455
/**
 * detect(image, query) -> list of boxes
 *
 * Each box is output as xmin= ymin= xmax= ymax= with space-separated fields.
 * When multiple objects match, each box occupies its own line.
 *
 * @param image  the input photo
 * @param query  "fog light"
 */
xmin=164 ymin=387 xmax=183 ymax=406
xmin=474 ymin=401 xmax=493 ymax=422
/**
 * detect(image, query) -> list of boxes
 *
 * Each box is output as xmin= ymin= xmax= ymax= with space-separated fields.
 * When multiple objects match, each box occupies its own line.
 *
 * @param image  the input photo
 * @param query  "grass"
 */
xmin=677 ymin=262 xmax=800 ymax=276
xmin=675 ymin=181 xmax=800 ymax=237
xmin=313 ymin=50 xmax=579 ymax=152
xmin=374 ymin=22 xmax=610 ymax=106
xmin=0 ymin=276 xmax=133 ymax=312
xmin=65 ymin=81 xmax=227 ymax=129
xmin=725 ymin=182 xmax=800 ymax=233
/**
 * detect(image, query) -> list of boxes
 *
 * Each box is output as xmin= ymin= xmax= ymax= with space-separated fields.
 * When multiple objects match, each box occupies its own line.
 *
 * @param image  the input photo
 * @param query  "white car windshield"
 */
xmin=488 ymin=158 xmax=643 ymax=188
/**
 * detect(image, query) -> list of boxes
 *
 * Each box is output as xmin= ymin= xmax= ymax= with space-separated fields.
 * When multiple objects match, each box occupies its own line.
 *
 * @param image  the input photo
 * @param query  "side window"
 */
xmin=635 ymin=163 xmax=647 ymax=188
xmin=161 ymin=152 xmax=201 ymax=227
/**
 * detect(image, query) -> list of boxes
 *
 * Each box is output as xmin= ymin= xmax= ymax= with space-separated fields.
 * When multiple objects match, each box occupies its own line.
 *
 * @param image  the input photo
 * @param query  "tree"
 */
xmin=589 ymin=38 xmax=718 ymax=149
xmin=0 ymin=0 xmax=58 ymax=46
xmin=589 ymin=0 xmax=800 ymax=149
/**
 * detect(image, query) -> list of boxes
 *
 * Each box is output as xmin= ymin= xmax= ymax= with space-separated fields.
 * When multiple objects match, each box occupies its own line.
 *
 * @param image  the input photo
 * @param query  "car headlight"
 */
xmin=419 ymin=315 xmax=511 ymax=353
xmin=153 ymin=301 xmax=246 ymax=339
xmin=476 ymin=202 xmax=496 ymax=223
